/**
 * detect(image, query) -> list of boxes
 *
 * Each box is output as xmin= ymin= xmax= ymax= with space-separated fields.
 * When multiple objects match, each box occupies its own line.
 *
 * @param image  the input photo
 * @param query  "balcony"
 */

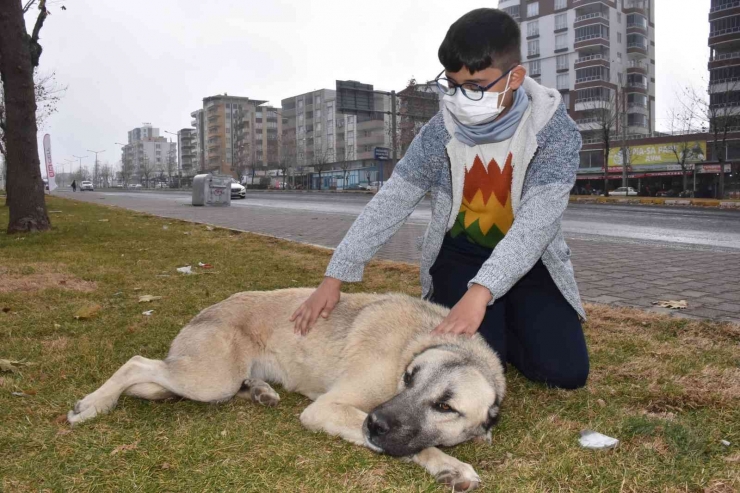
xmin=710 ymin=26 xmax=740 ymax=38
xmin=575 ymin=75 xmax=609 ymax=84
xmin=624 ymin=0 xmax=647 ymax=10
xmin=574 ymin=12 xmax=609 ymax=23
xmin=711 ymin=1 xmax=740 ymax=13
xmin=627 ymin=104 xmax=649 ymax=115
xmin=711 ymin=51 xmax=740 ymax=61
xmin=576 ymin=117 xmax=602 ymax=131
xmin=575 ymin=97 xmax=611 ymax=111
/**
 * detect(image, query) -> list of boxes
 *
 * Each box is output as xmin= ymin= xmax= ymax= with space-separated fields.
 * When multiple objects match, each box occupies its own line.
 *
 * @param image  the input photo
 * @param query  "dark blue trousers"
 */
xmin=430 ymin=235 xmax=589 ymax=390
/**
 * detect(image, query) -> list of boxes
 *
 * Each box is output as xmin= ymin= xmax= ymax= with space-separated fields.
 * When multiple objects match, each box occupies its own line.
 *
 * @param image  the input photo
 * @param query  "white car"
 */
xmin=610 ymin=187 xmax=638 ymax=196
xmin=79 ymin=181 xmax=94 ymax=191
xmin=231 ymin=181 xmax=246 ymax=199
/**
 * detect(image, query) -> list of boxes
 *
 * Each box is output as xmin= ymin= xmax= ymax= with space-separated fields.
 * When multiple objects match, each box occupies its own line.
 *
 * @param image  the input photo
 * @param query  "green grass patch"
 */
xmin=0 ymin=197 xmax=738 ymax=492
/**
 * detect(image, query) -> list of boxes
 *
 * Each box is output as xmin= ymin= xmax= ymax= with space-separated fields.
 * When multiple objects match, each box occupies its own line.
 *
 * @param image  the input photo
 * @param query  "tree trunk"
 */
xmin=682 ymin=166 xmax=688 ymax=192
xmin=0 ymin=0 xmax=50 ymax=233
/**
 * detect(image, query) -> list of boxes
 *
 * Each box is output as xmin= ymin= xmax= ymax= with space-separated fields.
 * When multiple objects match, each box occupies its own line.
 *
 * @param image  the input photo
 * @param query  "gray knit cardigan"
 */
xmin=325 ymin=78 xmax=585 ymax=319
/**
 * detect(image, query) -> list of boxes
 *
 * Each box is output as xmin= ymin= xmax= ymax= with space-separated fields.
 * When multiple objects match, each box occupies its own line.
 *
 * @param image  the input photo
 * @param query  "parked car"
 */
xmin=43 ymin=178 xmax=49 ymax=191
xmin=345 ymin=184 xmax=368 ymax=191
xmin=231 ymin=181 xmax=246 ymax=199
xmin=609 ymin=186 xmax=638 ymax=196
xmin=79 ymin=180 xmax=94 ymax=191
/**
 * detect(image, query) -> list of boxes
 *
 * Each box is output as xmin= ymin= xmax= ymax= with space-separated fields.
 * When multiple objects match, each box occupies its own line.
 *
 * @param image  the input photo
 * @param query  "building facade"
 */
xmin=499 ymin=0 xmax=656 ymax=143
xmin=709 ymin=0 xmax=740 ymax=125
xmin=281 ymin=88 xmax=392 ymax=189
xmin=190 ymin=94 xmax=282 ymax=179
xmin=121 ymin=124 xmax=176 ymax=184
xmin=178 ymin=128 xmax=198 ymax=178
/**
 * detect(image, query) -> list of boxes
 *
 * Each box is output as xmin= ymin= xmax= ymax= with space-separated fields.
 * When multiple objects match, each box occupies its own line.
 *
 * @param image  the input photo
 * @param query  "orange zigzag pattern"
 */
xmin=460 ymin=154 xmax=514 ymax=237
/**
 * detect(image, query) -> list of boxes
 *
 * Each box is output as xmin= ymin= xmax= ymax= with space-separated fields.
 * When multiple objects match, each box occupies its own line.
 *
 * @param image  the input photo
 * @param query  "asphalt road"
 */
xmin=68 ymin=189 xmax=740 ymax=252
xmin=58 ymin=189 xmax=740 ymax=323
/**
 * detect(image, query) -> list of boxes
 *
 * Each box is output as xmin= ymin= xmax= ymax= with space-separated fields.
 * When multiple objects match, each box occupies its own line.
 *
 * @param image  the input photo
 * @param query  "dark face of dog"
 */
xmin=362 ymin=348 xmax=502 ymax=457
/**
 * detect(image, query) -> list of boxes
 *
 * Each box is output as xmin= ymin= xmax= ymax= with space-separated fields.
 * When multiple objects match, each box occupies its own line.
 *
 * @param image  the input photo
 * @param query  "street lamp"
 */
xmin=87 ymin=149 xmax=105 ymax=188
xmin=164 ymin=130 xmax=181 ymax=188
xmin=73 ymin=155 xmax=87 ymax=181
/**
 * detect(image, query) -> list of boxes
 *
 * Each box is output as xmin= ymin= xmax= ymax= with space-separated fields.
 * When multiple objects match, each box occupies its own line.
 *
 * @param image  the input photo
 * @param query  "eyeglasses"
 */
xmin=432 ymin=66 xmax=517 ymax=101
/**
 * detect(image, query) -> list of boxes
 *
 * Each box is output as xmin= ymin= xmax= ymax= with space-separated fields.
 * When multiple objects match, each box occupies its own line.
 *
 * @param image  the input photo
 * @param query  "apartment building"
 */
xmin=281 ymin=88 xmax=392 ymax=189
xmin=499 ymin=0 xmax=656 ymax=144
xmin=177 ymin=128 xmax=198 ymax=178
xmin=121 ymin=124 xmax=176 ymax=183
xmin=190 ymin=94 xmax=282 ymax=179
xmin=709 ymin=0 xmax=740 ymax=125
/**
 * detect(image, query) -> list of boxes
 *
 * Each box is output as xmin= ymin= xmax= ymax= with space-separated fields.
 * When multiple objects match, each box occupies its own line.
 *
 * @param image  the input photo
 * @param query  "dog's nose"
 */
xmin=367 ymin=413 xmax=390 ymax=436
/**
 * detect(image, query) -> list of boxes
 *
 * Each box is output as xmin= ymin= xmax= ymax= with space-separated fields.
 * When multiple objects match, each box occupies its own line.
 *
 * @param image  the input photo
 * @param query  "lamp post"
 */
xmin=87 ymin=149 xmax=105 ymax=188
xmin=164 ymin=130 xmax=181 ymax=188
xmin=115 ymin=142 xmax=130 ymax=187
xmin=73 ymin=155 xmax=87 ymax=181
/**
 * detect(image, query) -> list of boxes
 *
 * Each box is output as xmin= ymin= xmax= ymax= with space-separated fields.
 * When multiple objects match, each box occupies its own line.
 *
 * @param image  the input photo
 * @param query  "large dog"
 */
xmin=67 ymin=289 xmax=505 ymax=491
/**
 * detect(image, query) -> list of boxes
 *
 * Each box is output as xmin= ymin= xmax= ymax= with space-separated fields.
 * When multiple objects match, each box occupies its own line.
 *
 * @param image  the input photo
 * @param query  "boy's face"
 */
xmin=444 ymin=65 xmax=527 ymax=111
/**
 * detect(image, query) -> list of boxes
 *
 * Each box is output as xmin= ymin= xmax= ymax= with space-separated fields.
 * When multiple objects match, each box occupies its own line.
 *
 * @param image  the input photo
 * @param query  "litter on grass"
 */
xmin=176 ymin=266 xmax=193 ymax=275
xmin=198 ymin=262 xmax=213 ymax=269
xmin=579 ymin=430 xmax=619 ymax=450
xmin=142 ymin=310 xmax=154 ymax=316
xmin=652 ymin=300 xmax=687 ymax=309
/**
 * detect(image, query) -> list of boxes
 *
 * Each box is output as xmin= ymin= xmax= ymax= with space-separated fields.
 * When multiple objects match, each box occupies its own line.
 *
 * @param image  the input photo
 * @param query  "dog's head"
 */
xmin=362 ymin=344 xmax=505 ymax=457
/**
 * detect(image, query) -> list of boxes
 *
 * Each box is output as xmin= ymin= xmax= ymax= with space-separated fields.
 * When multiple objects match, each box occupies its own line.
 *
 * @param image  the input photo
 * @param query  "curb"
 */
xmin=569 ymin=196 xmax=740 ymax=209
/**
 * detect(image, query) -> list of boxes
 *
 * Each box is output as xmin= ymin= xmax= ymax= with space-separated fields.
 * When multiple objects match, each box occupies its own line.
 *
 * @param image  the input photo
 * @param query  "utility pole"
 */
xmin=87 ymin=149 xmax=105 ymax=188
xmin=73 ymin=155 xmax=87 ymax=181
xmin=390 ymin=90 xmax=398 ymax=181
xmin=619 ymin=85 xmax=629 ymax=188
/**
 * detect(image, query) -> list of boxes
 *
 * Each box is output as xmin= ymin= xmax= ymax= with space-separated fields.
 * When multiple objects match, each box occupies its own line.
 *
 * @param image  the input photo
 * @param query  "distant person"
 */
xmin=71 ymin=180 xmax=77 ymax=192
xmin=292 ymin=8 xmax=589 ymax=390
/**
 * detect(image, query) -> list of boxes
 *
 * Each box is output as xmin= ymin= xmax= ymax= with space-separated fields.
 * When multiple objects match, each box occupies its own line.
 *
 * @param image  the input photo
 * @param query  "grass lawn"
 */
xmin=1 ymin=197 xmax=738 ymax=492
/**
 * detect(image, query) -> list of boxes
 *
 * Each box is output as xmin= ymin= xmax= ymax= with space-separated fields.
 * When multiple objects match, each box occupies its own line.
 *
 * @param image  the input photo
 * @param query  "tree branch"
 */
xmin=29 ymin=0 xmax=49 ymax=67
xmin=23 ymin=0 xmax=38 ymax=13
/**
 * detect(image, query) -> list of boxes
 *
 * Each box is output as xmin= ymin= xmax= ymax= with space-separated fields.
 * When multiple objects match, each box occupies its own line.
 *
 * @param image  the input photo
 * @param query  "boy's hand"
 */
xmin=290 ymin=277 xmax=342 ymax=336
xmin=432 ymin=285 xmax=492 ymax=337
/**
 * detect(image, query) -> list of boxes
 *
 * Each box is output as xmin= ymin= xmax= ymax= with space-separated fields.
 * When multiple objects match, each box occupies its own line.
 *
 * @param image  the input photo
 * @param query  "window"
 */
xmin=557 ymin=54 xmax=569 ymax=71
xmin=529 ymin=59 xmax=541 ymax=76
xmin=316 ymin=109 xmax=322 ymax=119
xmin=627 ymin=113 xmax=648 ymax=127
xmin=557 ymin=74 xmax=570 ymax=90
xmin=579 ymin=151 xmax=604 ymax=169
xmin=617 ymin=52 xmax=622 ymax=62
xmin=576 ymin=66 xmax=610 ymax=83
xmin=555 ymin=13 xmax=567 ymax=31
xmin=298 ymin=125 xmax=304 ymax=134
xmin=555 ymin=0 xmax=567 ymax=9
xmin=618 ymin=32 xmax=622 ymax=43
xmin=347 ymin=130 xmax=354 ymax=139
xmin=556 ymin=33 xmax=568 ymax=51
xmin=627 ymin=73 xmax=647 ymax=88
xmin=528 ymin=39 xmax=540 ymax=57
xmin=527 ymin=20 xmax=539 ymax=37
xmin=298 ymin=100 xmax=304 ymax=109
xmin=327 ymin=120 xmax=334 ymax=134
xmin=627 ymin=33 xmax=647 ymax=49
xmin=316 ymin=122 xmax=322 ymax=132
xmin=618 ymin=72 xmax=623 ymax=84
xmin=627 ymin=13 xmax=648 ymax=29
xmin=617 ymin=12 xmax=622 ymax=23
xmin=502 ymin=5 xmax=520 ymax=20
xmin=562 ymin=92 xmax=570 ymax=108
xmin=627 ymin=93 xmax=648 ymax=107
xmin=527 ymin=2 xmax=539 ymax=18
xmin=327 ymin=102 xmax=334 ymax=109
xmin=575 ymin=24 xmax=608 ymax=42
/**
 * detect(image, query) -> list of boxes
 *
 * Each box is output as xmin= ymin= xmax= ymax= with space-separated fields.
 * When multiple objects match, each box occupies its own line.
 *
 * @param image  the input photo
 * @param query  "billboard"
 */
xmin=336 ymin=80 xmax=375 ymax=115
xmin=608 ymin=141 xmax=707 ymax=167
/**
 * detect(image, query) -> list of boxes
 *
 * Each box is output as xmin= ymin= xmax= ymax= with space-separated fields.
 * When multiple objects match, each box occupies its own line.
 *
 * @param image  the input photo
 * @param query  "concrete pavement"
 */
xmin=60 ymin=189 xmax=740 ymax=324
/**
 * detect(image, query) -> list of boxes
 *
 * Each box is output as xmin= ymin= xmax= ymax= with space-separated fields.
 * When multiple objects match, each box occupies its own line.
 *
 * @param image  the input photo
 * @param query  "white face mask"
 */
xmin=443 ymin=71 xmax=512 ymax=126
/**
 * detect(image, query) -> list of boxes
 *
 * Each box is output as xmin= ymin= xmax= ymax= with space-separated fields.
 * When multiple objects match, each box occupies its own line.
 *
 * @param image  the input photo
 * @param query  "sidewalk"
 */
xmin=570 ymin=195 xmax=740 ymax=208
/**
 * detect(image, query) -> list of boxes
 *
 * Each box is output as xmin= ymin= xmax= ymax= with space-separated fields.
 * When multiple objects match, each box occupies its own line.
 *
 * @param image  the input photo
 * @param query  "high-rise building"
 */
xmin=121 ymin=124 xmax=176 ymax=184
xmin=190 ymin=94 xmax=282 ymax=178
xmin=708 ymin=0 xmax=740 ymax=125
xmin=178 ymin=128 xmax=198 ymax=178
xmin=190 ymin=109 xmax=205 ymax=173
xmin=499 ymin=0 xmax=656 ymax=143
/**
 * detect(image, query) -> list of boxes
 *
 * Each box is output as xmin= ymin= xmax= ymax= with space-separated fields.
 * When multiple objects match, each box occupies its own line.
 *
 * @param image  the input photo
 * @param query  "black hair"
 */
xmin=438 ymin=8 xmax=522 ymax=75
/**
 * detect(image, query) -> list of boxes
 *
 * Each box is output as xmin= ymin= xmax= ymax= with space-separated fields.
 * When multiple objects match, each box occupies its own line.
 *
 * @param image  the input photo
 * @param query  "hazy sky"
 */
xmin=32 ymin=0 xmax=709 ymax=174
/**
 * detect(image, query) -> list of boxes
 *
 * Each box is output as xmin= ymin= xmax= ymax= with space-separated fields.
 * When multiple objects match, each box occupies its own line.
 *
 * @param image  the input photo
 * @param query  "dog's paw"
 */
xmin=243 ymin=379 xmax=280 ymax=407
xmin=435 ymin=463 xmax=480 ymax=492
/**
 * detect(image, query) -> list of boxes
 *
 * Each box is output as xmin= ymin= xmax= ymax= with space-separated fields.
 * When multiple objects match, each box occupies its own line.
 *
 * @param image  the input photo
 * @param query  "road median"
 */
xmin=570 ymin=195 xmax=740 ymax=209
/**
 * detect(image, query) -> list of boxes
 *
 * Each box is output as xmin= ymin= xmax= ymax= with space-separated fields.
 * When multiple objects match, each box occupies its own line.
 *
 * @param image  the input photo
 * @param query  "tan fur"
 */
xmin=68 ymin=288 xmax=505 ymax=491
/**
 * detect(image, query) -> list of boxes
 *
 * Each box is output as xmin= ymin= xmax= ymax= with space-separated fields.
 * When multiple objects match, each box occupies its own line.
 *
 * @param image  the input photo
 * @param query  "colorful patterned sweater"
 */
xmin=449 ymin=143 xmax=514 ymax=250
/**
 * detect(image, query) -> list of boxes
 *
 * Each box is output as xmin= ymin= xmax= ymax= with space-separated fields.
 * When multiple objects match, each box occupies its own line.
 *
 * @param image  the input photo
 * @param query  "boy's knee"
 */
xmin=544 ymin=359 xmax=589 ymax=390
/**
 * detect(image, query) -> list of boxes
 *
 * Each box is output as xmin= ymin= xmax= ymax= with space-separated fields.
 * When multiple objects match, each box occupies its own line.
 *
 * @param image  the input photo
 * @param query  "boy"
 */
xmin=291 ymin=8 xmax=589 ymax=390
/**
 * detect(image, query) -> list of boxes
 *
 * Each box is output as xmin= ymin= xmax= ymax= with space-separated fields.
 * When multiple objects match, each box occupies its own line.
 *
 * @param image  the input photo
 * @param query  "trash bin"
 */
xmin=206 ymin=175 xmax=231 ymax=207
xmin=192 ymin=174 xmax=210 ymax=206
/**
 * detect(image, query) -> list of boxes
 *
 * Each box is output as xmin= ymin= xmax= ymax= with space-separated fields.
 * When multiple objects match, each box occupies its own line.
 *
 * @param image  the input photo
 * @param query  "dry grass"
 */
xmin=0 ymin=197 xmax=738 ymax=492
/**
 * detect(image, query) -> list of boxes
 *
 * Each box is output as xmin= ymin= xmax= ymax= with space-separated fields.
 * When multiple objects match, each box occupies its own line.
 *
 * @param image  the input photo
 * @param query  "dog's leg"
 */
xmin=235 ymin=378 xmax=280 ymax=407
xmin=299 ymin=394 xmax=368 ymax=446
xmin=124 ymin=383 xmax=176 ymax=400
xmin=412 ymin=448 xmax=481 ymax=492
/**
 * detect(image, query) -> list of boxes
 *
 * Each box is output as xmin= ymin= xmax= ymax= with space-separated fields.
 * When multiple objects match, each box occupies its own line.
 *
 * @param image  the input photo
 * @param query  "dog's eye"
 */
xmin=434 ymin=402 xmax=454 ymax=413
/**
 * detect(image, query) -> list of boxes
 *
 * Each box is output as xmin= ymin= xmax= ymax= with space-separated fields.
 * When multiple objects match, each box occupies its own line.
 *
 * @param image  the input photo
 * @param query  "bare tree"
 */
xmin=139 ymin=154 xmax=154 ymax=188
xmin=666 ymin=96 xmax=704 ymax=194
xmin=397 ymin=78 xmax=439 ymax=157
xmin=165 ymin=150 xmax=177 ymax=187
xmin=311 ymin=145 xmax=333 ymax=190
xmin=686 ymin=79 xmax=740 ymax=199
xmin=276 ymin=134 xmax=296 ymax=189
xmin=100 ymin=163 xmax=111 ymax=188
xmin=0 ymin=0 xmax=60 ymax=231
xmin=335 ymin=147 xmax=352 ymax=190
xmin=120 ymin=159 xmax=133 ymax=188
xmin=587 ymin=87 xmax=622 ymax=197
